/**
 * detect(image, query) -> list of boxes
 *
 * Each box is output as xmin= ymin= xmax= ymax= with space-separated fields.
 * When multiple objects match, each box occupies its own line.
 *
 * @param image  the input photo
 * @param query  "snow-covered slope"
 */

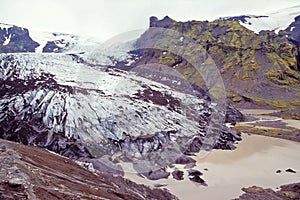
xmin=0 ymin=22 xmax=100 ymax=53
xmin=220 ymin=5 xmax=300 ymax=34
xmin=29 ymin=30 xmax=100 ymax=53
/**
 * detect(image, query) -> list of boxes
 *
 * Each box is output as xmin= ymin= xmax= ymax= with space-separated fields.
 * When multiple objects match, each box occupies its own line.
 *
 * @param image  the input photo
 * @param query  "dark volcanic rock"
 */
xmin=185 ymin=136 xmax=202 ymax=153
xmin=43 ymin=41 xmax=64 ymax=52
xmin=225 ymin=104 xmax=244 ymax=123
xmin=172 ymin=170 xmax=184 ymax=180
xmin=189 ymin=175 xmax=206 ymax=185
xmin=149 ymin=16 xmax=175 ymax=29
xmin=286 ymin=168 xmax=297 ymax=173
xmin=188 ymin=169 xmax=203 ymax=177
xmin=142 ymin=168 xmax=170 ymax=180
xmin=175 ymin=155 xmax=196 ymax=165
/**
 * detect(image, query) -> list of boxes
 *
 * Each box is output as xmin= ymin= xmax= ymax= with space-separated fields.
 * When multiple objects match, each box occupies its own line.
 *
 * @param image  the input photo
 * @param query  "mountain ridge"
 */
xmin=130 ymin=15 xmax=300 ymax=109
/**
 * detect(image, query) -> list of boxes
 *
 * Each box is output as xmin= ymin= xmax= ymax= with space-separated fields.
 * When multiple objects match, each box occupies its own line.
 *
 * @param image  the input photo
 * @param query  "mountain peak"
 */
xmin=149 ymin=16 xmax=175 ymax=28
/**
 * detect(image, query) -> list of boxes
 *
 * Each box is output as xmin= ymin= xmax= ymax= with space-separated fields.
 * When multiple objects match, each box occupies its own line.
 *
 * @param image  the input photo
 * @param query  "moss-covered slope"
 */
xmin=133 ymin=16 xmax=300 ymax=109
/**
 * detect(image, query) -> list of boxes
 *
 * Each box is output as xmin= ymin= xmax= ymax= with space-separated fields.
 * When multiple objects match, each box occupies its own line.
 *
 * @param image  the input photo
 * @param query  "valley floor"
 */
xmin=123 ymin=109 xmax=300 ymax=200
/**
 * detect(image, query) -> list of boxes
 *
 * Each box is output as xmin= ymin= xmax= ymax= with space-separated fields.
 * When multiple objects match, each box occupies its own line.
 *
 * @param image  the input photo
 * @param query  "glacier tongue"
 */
xmin=0 ymin=53 xmax=241 ymax=174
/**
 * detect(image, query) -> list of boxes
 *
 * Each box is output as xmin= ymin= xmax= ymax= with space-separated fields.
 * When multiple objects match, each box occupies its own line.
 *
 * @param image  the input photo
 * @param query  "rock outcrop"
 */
xmin=0 ymin=23 xmax=39 ymax=53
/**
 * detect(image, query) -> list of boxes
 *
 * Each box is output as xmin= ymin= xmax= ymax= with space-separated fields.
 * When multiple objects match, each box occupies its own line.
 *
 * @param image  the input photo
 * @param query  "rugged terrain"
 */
xmin=0 ymin=52 xmax=242 ymax=178
xmin=0 ymin=139 xmax=177 ymax=200
xmin=129 ymin=14 xmax=300 ymax=110
xmin=1 ymin=5 xmax=300 ymax=199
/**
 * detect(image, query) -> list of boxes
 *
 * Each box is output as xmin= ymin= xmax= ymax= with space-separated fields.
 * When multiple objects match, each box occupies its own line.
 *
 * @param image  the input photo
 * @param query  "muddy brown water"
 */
xmin=123 ymin=110 xmax=300 ymax=200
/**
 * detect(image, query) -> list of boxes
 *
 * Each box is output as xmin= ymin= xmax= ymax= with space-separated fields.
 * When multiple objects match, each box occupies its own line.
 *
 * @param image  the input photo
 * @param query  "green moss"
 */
xmin=242 ymin=186 xmax=265 ymax=194
xmin=159 ymin=51 xmax=177 ymax=66
xmin=233 ymin=124 xmax=294 ymax=137
xmin=280 ymin=191 xmax=297 ymax=198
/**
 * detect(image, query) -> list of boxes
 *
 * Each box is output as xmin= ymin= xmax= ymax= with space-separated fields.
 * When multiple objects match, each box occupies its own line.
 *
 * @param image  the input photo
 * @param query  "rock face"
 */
xmin=285 ymin=15 xmax=300 ymax=47
xmin=0 ymin=22 xmax=98 ymax=53
xmin=130 ymin=16 xmax=300 ymax=110
xmin=0 ymin=53 xmax=242 ymax=174
xmin=0 ymin=139 xmax=178 ymax=200
xmin=0 ymin=23 xmax=39 ymax=53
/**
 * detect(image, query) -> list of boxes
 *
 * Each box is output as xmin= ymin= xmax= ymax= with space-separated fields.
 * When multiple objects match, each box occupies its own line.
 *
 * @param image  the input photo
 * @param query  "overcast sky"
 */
xmin=0 ymin=0 xmax=299 ymax=41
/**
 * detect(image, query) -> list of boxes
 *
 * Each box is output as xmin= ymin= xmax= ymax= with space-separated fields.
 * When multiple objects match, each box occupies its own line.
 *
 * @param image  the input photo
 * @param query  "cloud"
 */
xmin=0 ymin=0 xmax=299 ymax=41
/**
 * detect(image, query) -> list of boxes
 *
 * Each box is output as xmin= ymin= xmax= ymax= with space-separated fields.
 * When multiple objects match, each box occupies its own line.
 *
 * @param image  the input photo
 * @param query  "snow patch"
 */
xmin=3 ymin=34 xmax=11 ymax=46
xmin=290 ymin=26 xmax=295 ymax=31
xmin=237 ymin=5 xmax=300 ymax=34
xmin=0 ymin=23 xmax=13 ymax=30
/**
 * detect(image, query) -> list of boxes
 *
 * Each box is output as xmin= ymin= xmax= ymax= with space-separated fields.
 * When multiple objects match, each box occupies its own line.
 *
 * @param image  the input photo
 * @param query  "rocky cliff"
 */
xmin=0 ymin=23 xmax=39 ymax=53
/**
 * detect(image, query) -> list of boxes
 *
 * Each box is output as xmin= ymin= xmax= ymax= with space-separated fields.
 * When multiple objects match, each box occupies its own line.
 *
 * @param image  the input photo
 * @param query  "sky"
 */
xmin=0 ymin=0 xmax=299 ymax=41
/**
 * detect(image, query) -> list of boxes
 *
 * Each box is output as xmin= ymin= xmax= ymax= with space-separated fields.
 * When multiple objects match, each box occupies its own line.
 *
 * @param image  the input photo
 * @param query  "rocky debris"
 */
xmin=0 ymin=139 xmax=178 ymax=200
xmin=189 ymin=176 xmax=206 ymax=185
xmin=90 ymin=156 xmax=124 ymax=176
xmin=175 ymin=155 xmax=196 ymax=165
xmin=235 ymin=182 xmax=300 ymax=200
xmin=188 ymin=169 xmax=203 ymax=177
xmin=187 ymin=169 xmax=206 ymax=185
xmin=171 ymin=170 xmax=184 ymax=181
xmin=286 ymin=168 xmax=297 ymax=173
xmin=141 ymin=168 xmax=170 ymax=181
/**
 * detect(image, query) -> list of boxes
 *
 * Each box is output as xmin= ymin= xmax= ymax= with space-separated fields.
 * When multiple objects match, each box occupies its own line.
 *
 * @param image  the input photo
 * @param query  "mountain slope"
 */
xmin=0 ymin=22 xmax=99 ymax=53
xmin=130 ymin=15 xmax=300 ymax=109
xmin=0 ymin=139 xmax=177 ymax=200
xmin=0 ymin=23 xmax=39 ymax=53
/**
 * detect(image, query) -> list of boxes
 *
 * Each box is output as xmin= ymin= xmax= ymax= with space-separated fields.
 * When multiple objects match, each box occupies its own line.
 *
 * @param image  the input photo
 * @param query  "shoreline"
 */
xmin=123 ymin=133 xmax=300 ymax=200
xmin=234 ymin=109 xmax=300 ymax=142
